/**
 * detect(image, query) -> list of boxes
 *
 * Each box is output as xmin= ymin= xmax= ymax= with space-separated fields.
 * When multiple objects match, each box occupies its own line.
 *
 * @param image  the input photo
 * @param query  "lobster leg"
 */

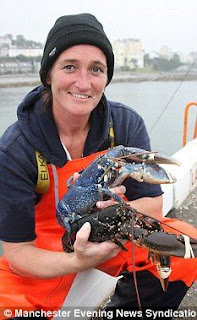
xmin=152 ymin=253 xmax=172 ymax=292
xmin=100 ymin=187 xmax=126 ymax=204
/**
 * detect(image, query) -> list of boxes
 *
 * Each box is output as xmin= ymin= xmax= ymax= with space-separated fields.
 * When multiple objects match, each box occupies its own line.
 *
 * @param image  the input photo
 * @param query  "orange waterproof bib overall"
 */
xmin=0 ymin=151 xmax=197 ymax=318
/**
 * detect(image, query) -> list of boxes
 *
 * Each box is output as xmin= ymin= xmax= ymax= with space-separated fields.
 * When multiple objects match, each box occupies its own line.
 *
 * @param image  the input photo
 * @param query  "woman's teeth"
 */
xmin=72 ymin=93 xmax=89 ymax=99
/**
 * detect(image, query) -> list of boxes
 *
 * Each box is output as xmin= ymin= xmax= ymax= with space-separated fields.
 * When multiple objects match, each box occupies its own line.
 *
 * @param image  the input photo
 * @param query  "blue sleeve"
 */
xmin=0 ymin=150 xmax=37 ymax=242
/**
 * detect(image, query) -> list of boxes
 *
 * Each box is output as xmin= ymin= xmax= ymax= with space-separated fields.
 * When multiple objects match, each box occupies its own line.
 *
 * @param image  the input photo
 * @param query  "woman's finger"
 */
xmin=74 ymin=222 xmax=91 ymax=251
xmin=96 ymin=199 xmax=116 ymax=209
xmin=109 ymin=185 xmax=126 ymax=195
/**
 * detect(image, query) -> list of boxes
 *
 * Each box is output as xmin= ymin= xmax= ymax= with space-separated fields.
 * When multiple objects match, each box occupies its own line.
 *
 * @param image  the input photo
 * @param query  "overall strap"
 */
xmin=35 ymin=151 xmax=50 ymax=194
xmin=51 ymin=163 xmax=59 ymax=208
xmin=99 ymin=115 xmax=115 ymax=151
xmin=109 ymin=118 xmax=115 ymax=147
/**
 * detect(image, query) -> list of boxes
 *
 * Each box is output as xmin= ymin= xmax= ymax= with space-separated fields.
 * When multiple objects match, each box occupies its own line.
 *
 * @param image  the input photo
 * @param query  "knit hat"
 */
xmin=40 ymin=13 xmax=114 ymax=86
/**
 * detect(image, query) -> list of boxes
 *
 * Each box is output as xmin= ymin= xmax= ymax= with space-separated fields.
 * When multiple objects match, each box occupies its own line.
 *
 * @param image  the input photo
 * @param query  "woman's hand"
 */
xmin=72 ymin=222 xmax=120 ymax=271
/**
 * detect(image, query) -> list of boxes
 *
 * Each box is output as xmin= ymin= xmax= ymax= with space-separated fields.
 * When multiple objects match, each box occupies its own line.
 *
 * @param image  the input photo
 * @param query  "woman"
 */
xmin=0 ymin=13 xmax=196 ymax=317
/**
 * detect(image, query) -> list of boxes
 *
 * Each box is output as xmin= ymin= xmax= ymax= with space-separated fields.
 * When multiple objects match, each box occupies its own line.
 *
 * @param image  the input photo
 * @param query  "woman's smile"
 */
xmin=69 ymin=92 xmax=91 ymax=100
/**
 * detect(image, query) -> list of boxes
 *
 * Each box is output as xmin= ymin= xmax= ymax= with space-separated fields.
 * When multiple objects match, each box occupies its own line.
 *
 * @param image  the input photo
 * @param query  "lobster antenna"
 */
xmin=130 ymin=215 xmax=144 ymax=318
xmin=136 ymin=210 xmax=197 ymax=242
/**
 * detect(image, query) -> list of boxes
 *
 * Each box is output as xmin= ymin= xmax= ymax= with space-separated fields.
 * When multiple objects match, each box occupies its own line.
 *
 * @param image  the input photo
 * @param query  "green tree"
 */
xmin=16 ymin=35 xmax=26 ymax=47
xmin=144 ymin=54 xmax=150 ymax=67
xmin=152 ymin=54 xmax=181 ymax=71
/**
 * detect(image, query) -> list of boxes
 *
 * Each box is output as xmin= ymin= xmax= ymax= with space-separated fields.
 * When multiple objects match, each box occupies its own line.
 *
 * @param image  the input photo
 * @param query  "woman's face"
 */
xmin=47 ymin=44 xmax=108 ymax=117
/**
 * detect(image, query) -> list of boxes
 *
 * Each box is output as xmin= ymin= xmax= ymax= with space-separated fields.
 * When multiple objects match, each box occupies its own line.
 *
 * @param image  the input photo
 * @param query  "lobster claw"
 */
xmin=142 ymin=232 xmax=197 ymax=258
xmin=142 ymin=230 xmax=197 ymax=291
xmin=102 ymin=145 xmax=180 ymax=187
xmin=110 ymin=162 xmax=177 ymax=187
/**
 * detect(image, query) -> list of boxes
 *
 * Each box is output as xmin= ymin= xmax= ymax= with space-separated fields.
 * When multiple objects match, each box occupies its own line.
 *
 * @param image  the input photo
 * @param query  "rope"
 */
xmin=183 ymin=235 xmax=195 ymax=259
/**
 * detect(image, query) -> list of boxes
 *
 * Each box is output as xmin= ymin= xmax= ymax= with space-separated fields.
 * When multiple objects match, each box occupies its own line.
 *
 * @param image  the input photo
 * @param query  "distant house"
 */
xmin=8 ymin=46 xmax=43 ymax=57
xmin=0 ymin=35 xmax=43 ymax=58
xmin=112 ymin=39 xmax=144 ymax=70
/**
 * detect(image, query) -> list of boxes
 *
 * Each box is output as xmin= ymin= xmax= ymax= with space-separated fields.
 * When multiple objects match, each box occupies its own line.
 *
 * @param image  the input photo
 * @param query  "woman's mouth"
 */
xmin=70 ymin=93 xmax=90 ymax=99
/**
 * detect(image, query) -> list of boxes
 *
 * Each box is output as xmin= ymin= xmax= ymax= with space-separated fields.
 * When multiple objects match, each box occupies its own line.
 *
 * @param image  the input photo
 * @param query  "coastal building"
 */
xmin=0 ymin=35 xmax=43 ymax=58
xmin=0 ymin=35 xmax=12 ymax=57
xmin=0 ymin=35 xmax=12 ymax=49
xmin=0 ymin=46 xmax=43 ymax=58
xmin=8 ymin=47 xmax=43 ymax=58
xmin=0 ymin=35 xmax=43 ymax=74
xmin=112 ymin=39 xmax=144 ymax=70
xmin=0 ymin=60 xmax=40 ymax=75
xmin=159 ymin=45 xmax=172 ymax=60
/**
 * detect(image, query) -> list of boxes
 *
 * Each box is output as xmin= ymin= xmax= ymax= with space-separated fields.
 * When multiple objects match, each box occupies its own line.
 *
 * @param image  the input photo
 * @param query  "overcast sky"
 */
xmin=1 ymin=0 xmax=196 ymax=54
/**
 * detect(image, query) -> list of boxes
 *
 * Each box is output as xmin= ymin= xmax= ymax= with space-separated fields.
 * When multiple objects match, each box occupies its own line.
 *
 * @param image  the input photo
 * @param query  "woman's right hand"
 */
xmin=72 ymin=222 xmax=120 ymax=271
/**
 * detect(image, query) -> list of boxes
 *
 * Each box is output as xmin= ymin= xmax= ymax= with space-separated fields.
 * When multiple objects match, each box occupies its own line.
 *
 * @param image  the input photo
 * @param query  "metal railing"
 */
xmin=183 ymin=102 xmax=197 ymax=147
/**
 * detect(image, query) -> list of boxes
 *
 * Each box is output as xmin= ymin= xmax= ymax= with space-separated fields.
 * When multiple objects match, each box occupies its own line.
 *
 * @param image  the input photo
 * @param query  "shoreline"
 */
xmin=0 ymin=72 xmax=196 ymax=88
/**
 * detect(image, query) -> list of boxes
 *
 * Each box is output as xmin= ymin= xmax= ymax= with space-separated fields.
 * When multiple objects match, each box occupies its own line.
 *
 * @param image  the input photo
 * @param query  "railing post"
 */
xmin=193 ymin=117 xmax=197 ymax=140
xmin=183 ymin=102 xmax=197 ymax=147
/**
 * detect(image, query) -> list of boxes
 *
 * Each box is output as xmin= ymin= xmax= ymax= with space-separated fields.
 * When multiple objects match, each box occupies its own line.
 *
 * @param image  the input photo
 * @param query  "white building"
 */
xmin=159 ymin=45 xmax=172 ymax=60
xmin=0 ymin=36 xmax=12 ymax=57
xmin=0 ymin=47 xmax=9 ymax=57
xmin=112 ymin=39 xmax=144 ymax=69
xmin=0 ymin=36 xmax=43 ymax=58
xmin=8 ymin=46 xmax=43 ymax=57
xmin=0 ymin=35 xmax=12 ymax=48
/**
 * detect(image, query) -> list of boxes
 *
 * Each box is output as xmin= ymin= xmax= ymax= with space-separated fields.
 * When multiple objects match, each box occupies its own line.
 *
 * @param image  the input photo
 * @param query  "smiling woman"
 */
xmin=48 ymin=45 xmax=108 ymax=126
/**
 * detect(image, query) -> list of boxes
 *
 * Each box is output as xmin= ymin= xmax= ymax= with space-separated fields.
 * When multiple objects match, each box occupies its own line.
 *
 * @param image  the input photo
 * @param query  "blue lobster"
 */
xmin=57 ymin=145 xmax=179 ymax=231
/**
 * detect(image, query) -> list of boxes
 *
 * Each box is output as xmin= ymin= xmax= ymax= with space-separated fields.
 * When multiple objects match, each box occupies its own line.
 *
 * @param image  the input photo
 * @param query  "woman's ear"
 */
xmin=46 ymin=72 xmax=51 ymax=86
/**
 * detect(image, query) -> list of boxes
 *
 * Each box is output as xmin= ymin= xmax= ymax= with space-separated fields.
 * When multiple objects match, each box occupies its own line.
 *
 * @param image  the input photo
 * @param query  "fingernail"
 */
xmin=81 ymin=222 xmax=91 ymax=231
xmin=97 ymin=202 xmax=101 ymax=208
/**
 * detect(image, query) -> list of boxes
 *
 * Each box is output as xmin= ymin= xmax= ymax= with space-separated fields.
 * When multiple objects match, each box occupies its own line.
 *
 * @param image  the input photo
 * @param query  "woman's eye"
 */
xmin=63 ymin=65 xmax=74 ymax=71
xmin=92 ymin=67 xmax=103 ymax=73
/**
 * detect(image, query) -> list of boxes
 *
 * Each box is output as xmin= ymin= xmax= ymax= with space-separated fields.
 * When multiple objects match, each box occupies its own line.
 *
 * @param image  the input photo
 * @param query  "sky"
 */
xmin=1 ymin=0 xmax=196 ymax=54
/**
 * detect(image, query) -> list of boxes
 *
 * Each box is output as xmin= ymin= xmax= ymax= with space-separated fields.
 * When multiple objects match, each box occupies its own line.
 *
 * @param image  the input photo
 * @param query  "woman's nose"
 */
xmin=75 ymin=71 xmax=91 ymax=91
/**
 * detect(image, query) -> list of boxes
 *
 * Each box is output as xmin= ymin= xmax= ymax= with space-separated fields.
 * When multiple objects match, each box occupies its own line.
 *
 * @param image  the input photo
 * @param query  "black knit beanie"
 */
xmin=40 ymin=13 xmax=114 ymax=86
